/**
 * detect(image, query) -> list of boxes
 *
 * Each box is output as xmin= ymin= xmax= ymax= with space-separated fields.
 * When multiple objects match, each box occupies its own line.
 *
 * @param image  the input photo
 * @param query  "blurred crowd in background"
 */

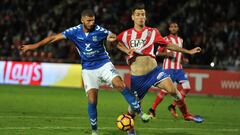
xmin=0 ymin=0 xmax=239 ymax=70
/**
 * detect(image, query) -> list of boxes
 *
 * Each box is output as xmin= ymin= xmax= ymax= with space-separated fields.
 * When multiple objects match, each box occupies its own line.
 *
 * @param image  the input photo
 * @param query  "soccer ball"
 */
xmin=116 ymin=114 xmax=134 ymax=131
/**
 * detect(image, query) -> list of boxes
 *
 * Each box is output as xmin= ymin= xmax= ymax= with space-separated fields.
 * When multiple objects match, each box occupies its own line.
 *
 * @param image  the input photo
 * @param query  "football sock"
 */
xmin=176 ymin=98 xmax=189 ymax=117
xmin=121 ymin=87 xmax=141 ymax=113
xmin=152 ymin=90 xmax=167 ymax=110
xmin=173 ymin=88 xmax=190 ymax=107
xmin=88 ymin=103 xmax=97 ymax=131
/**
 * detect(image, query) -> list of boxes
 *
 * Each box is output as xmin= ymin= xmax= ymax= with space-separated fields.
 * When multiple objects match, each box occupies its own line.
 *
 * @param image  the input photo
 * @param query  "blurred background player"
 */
xmin=21 ymin=9 xmax=150 ymax=135
xmin=148 ymin=22 xmax=203 ymax=122
xmin=116 ymin=3 xmax=202 ymax=135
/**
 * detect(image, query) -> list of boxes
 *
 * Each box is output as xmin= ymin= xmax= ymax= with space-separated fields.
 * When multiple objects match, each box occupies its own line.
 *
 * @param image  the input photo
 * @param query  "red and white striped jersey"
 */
xmin=117 ymin=26 xmax=169 ymax=64
xmin=157 ymin=34 xmax=184 ymax=69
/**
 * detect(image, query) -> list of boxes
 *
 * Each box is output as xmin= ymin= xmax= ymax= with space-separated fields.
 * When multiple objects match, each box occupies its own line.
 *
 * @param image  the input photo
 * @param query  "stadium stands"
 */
xmin=0 ymin=0 xmax=239 ymax=69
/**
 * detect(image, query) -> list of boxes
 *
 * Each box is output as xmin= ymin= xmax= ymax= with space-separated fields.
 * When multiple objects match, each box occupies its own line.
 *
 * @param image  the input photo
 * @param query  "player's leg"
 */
xmin=87 ymin=89 xmax=98 ymax=135
xmin=148 ymin=69 xmax=173 ymax=117
xmin=82 ymin=69 xmax=100 ymax=134
xmin=112 ymin=76 xmax=152 ymax=122
xmin=170 ymin=80 xmax=190 ymax=108
xmin=156 ymin=78 xmax=203 ymax=123
xmin=148 ymin=90 xmax=167 ymax=117
xmin=156 ymin=78 xmax=190 ymax=117
xmin=168 ymin=70 xmax=190 ymax=118
xmin=112 ymin=76 xmax=142 ymax=113
xmin=99 ymin=62 xmax=151 ymax=122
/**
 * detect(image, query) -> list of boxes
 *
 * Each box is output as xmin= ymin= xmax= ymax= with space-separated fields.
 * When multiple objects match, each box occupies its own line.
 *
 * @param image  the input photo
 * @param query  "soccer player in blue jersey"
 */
xmin=21 ymin=9 xmax=151 ymax=135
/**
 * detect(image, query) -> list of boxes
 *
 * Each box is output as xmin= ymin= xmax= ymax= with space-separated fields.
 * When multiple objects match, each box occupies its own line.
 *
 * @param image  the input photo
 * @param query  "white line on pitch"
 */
xmin=0 ymin=115 xmax=239 ymax=126
xmin=0 ymin=127 xmax=238 ymax=132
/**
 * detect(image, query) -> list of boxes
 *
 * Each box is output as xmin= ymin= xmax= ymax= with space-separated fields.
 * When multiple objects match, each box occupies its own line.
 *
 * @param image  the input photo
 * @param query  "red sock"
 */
xmin=176 ymin=98 xmax=190 ymax=117
xmin=180 ymin=89 xmax=190 ymax=97
xmin=152 ymin=90 xmax=167 ymax=110
xmin=172 ymin=100 xmax=177 ymax=107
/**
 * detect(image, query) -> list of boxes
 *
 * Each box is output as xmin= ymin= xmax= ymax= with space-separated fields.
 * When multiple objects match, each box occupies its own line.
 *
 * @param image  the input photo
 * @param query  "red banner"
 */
xmin=115 ymin=66 xmax=240 ymax=97
xmin=3 ymin=61 xmax=42 ymax=85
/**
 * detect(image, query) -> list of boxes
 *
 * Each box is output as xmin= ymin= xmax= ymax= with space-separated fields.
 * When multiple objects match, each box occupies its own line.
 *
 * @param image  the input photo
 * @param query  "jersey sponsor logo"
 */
xmin=77 ymin=37 xmax=84 ymax=40
xmin=129 ymin=39 xmax=146 ymax=49
xmin=85 ymin=43 xmax=92 ymax=51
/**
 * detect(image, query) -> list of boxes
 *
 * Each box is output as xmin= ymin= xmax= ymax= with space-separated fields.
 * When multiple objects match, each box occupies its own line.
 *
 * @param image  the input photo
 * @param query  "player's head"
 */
xmin=131 ymin=3 xmax=146 ymax=27
xmin=81 ymin=9 xmax=95 ymax=31
xmin=168 ymin=21 xmax=179 ymax=35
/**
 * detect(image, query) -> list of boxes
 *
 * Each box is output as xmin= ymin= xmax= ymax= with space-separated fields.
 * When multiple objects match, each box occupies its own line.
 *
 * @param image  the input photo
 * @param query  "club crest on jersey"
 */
xmin=129 ymin=39 xmax=146 ymax=48
xmin=92 ymin=36 xmax=97 ymax=42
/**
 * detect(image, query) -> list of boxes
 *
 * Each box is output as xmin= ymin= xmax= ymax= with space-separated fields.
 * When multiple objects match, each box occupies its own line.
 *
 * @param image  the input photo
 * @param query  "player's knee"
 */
xmin=114 ymin=81 xmax=125 ymax=90
xmin=181 ymin=81 xmax=191 ymax=89
xmin=87 ymin=89 xmax=98 ymax=104
xmin=170 ymin=90 xmax=182 ymax=101
xmin=112 ymin=77 xmax=125 ymax=90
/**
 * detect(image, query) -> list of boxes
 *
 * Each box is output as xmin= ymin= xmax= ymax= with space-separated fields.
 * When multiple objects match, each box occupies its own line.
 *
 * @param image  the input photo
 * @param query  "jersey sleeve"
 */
xmin=154 ymin=28 xmax=169 ymax=45
xmin=117 ymin=31 xmax=124 ymax=44
xmin=62 ymin=26 xmax=79 ymax=40
xmin=156 ymin=46 xmax=166 ymax=55
xmin=95 ymin=25 xmax=112 ymax=39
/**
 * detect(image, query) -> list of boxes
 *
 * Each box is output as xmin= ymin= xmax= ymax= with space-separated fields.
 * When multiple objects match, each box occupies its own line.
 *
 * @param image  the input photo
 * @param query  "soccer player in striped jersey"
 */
xmin=116 ymin=4 xmax=203 ymax=135
xmin=148 ymin=22 xmax=203 ymax=122
xmin=21 ymin=9 xmax=151 ymax=135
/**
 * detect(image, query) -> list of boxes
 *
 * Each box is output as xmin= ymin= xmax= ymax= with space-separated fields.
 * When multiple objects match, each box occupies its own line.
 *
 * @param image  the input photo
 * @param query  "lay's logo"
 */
xmin=4 ymin=61 xmax=42 ymax=85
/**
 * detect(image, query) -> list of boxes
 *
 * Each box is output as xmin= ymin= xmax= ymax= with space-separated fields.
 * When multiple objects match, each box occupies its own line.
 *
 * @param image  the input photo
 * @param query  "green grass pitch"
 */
xmin=0 ymin=85 xmax=239 ymax=135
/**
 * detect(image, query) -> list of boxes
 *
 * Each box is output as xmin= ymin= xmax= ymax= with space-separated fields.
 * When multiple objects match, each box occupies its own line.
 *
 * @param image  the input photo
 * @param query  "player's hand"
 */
xmin=21 ymin=44 xmax=38 ymax=53
xmin=107 ymin=33 xmax=117 ymax=42
xmin=166 ymin=52 xmax=174 ymax=58
xmin=189 ymin=47 xmax=201 ymax=55
xmin=126 ymin=49 xmax=135 ymax=56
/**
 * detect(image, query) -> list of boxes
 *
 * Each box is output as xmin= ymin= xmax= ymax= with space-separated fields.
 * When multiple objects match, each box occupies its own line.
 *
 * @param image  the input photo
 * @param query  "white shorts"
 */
xmin=82 ymin=62 xmax=119 ymax=92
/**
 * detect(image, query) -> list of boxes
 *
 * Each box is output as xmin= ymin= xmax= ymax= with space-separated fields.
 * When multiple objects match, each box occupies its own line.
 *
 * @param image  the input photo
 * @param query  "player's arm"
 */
xmin=166 ymin=43 xmax=201 ymax=55
xmin=105 ymin=33 xmax=118 ymax=50
xmin=21 ymin=33 xmax=65 ymax=53
xmin=155 ymin=28 xmax=200 ymax=55
xmin=159 ymin=52 xmax=174 ymax=58
xmin=156 ymin=47 xmax=174 ymax=58
xmin=117 ymin=42 xmax=135 ymax=56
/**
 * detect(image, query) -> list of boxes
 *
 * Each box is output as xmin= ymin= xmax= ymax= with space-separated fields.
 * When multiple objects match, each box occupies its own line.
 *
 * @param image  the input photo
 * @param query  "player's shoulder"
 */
xmin=177 ymin=35 xmax=183 ymax=42
xmin=94 ymin=25 xmax=110 ymax=34
xmin=144 ymin=26 xmax=159 ymax=33
xmin=67 ymin=24 xmax=81 ymax=31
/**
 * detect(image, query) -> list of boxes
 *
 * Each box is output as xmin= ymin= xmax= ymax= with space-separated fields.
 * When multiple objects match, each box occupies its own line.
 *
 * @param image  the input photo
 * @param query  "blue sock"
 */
xmin=88 ymin=103 xmax=97 ymax=131
xmin=121 ymin=87 xmax=141 ymax=113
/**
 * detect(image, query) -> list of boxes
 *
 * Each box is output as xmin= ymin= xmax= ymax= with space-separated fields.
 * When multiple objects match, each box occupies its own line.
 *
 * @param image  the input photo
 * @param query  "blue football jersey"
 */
xmin=62 ymin=24 xmax=111 ymax=69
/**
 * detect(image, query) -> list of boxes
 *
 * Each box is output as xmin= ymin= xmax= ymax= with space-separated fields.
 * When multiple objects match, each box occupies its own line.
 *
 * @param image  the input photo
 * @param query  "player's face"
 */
xmin=169 ymin=23 xmax=179 ymax=35
xmin=81 ymin=16 xmax=95 ymax=31
xmin=132 ymin=9 xmax=146 ymax=27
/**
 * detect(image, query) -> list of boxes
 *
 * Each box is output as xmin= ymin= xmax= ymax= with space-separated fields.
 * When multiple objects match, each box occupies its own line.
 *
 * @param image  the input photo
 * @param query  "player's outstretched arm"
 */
xmin=117 ymin=42 xmax=135 ymax=56
xmin=21 ymin=33 xmax=65 ymax=53
xmin=166 ymin=43 xmax=201 ymax=55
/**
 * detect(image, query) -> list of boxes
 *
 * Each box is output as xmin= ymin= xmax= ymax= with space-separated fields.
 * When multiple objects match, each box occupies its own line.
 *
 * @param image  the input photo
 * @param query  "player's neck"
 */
xmin=134 ymin=24 xmax=145 ymax=31
xmin=83 ymin=27 xmax=90 ymax=33
xmin=170 ymin=33 xmax=178 ymax=37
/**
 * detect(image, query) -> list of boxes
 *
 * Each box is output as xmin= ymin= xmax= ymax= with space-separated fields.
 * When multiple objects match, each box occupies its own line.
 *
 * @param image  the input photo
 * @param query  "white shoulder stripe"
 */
xmin=131 ymin=30 xmax=137 ymax=40
xmin=138 ymin=29 xmax=156 ymax=51
xmin=122 ymin=31 xmax=129 ymax=49
xmin=140 ymin=29 xmax=148 ymax=40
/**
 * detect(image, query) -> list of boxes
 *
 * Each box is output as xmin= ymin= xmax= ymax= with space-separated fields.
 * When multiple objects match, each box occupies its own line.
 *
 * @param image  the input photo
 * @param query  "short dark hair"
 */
xmin=81 ymin=9 xmax=95 ymax=18
xmin=168 ymin=21 xmax=178 ymax=27
xmin=131 ymin=3 xmax=145 ymax=15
